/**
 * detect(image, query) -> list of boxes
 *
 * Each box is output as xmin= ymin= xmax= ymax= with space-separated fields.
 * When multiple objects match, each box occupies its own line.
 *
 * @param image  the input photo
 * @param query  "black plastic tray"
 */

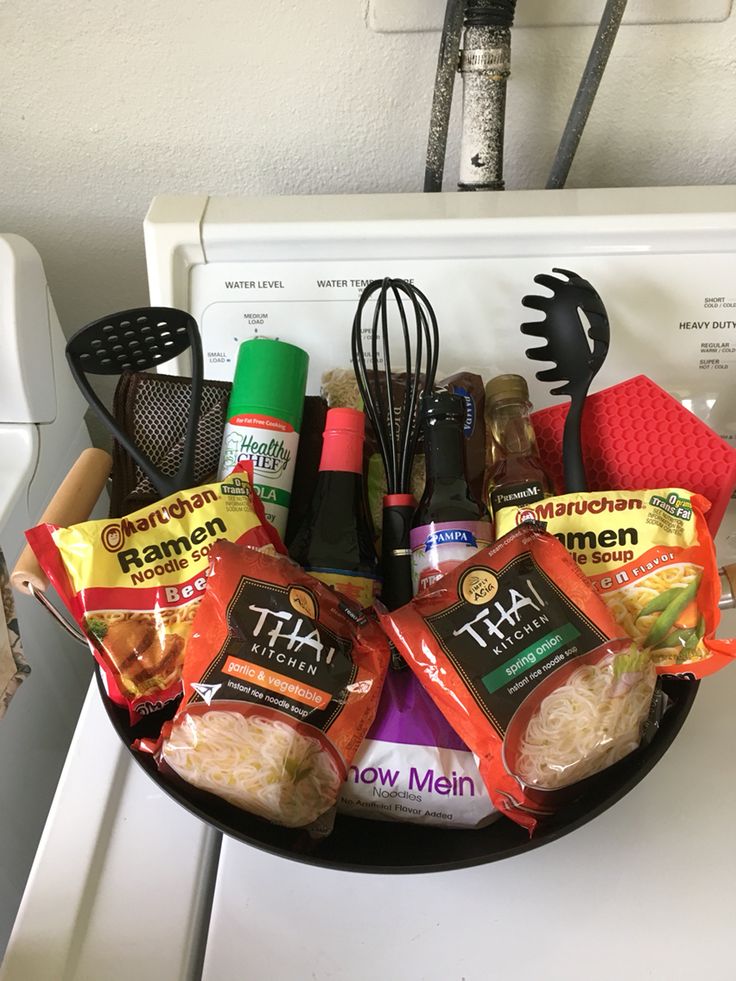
xmin=97 ymin=670 xmax=698 ymax=874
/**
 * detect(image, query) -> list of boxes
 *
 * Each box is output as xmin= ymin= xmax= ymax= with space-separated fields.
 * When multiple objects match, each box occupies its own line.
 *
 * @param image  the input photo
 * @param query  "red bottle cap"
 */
xmin=319 ymin=407 xmax=365 ymax=474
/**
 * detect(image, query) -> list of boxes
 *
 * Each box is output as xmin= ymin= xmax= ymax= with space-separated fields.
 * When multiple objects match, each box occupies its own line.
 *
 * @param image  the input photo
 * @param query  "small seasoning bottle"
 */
xmin=484 ymin=374 xmax=552 ymax=520
xmin=217 ymin=338 xmax=309 ymax=540
xmin=410 ymin=392 xmax=492 ymax=595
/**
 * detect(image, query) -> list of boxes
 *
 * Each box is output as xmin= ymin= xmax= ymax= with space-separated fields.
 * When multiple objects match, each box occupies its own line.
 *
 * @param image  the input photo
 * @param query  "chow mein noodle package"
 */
xmin=379 ymin=523 xmax=657 ymax=832
xmin=338 ymin=669 xmax=497 ymax=829
xmin=26 ymin=462 xmax=281 ymax=722
xmin=495 ymin=488 xmax=736 ymax=677
xmin=141 ymin=540 xmax=390 ymax=830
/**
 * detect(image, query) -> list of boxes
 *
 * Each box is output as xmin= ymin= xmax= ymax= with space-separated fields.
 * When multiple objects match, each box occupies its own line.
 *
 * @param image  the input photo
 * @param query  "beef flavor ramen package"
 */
xmin=26 ymin=462 xmax=281 ymax=722
xmin=141 ymin=540 xmax=390 ymax=830
xmin=338 ymin=668 xmax=496 ymax=829
xmin=380 ymin=523 xmax=656 ymax=832
xmin=495 ymin=489 xmax=736 ymax=677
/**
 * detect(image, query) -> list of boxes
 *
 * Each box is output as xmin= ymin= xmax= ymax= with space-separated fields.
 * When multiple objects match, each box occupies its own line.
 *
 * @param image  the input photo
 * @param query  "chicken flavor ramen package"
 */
xmin=26 ymin=462 xmax=282 ymax=722
xmin=380 ymin=523 xmax=656 ymax=832
xmin=140 ymin=540 xmax=390 ymax=831
xmin=495 ymin=488 xmax=736 ymax=678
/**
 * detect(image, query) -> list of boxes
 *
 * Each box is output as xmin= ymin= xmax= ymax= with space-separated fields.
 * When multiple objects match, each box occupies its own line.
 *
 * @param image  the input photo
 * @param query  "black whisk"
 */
xmin=351 ymin=279 xmax=440 ymax=611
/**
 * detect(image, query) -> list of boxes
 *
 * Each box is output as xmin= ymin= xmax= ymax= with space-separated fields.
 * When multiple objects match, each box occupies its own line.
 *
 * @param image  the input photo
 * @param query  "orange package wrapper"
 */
xmin=379 ymin=523 xmax=659 ymax=833
xmin=139 ymin=540 xmax=390 ymax=831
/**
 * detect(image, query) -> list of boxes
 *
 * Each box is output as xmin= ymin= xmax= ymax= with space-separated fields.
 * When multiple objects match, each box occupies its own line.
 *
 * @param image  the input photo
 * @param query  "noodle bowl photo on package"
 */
xmin=160 ymin=702 xmax=346 ymax=829
xmin=502 ymin=640 xmax=657 ymax=803
xmin=602 ymin=563 xmax=705 ymax=667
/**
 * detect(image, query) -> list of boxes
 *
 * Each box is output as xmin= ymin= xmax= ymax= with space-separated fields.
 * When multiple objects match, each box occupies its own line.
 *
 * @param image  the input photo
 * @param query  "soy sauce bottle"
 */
xmin=410 ymin=392 xmax=492 ymax=595
xmin=289 ymin=407 xmax=379 ymax=608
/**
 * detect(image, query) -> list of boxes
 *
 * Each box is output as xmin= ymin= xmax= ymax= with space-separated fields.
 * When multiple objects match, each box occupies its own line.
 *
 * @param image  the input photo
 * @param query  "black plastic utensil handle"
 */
xmin=380 ymin=497 xmax=416 ymax=612
xmin=65 ymin=307 xmax=204 ymax=497
xmin=562 ymin=394 xmax=588 ymax=492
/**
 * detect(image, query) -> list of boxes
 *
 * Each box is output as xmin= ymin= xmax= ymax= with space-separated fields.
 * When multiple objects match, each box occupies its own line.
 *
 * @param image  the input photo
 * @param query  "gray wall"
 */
xmin=3 ymin=1 xmax=735 ymax=335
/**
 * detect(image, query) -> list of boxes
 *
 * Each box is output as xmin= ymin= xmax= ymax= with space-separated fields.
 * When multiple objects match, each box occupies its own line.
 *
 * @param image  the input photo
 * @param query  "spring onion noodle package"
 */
xmin=495 ymin=488 xmax=736 ymax=677
xmin=380 ymin=523 xmax=656 ymax=832
xmin=338 ymin=669 xmax=496 ymax=829
xmin=140 ymin=540 xmax=390 ymax=830
xmin=26 ymin=462 xmax=281 ymax=722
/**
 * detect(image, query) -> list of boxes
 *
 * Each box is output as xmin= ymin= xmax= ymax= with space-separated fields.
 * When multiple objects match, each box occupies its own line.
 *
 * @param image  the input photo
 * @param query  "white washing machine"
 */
xmin=0 ymin=235 xmax=95 ymax=954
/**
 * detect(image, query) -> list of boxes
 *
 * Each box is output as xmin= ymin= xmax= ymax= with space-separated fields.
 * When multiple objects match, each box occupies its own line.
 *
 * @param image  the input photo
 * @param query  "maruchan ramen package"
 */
xmin=26 ymin=463 xmax=281 ymax=722
xmin=495 ymin=488 xmax=736 ymax=678
xmin=380 ymin=523 xmax=656 ymax=832
xmin=141 ymin=540 xmax=390 ymax=830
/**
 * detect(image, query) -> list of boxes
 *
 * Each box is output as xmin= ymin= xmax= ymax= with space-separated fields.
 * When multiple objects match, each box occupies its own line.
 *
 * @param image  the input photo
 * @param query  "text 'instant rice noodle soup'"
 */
xmin=379 ymin=522 xmax=656 ymax=832
xmin=26 ymin=462 xmax=282 ymax=723
xmin=494 ymin=488 xmax=736 ymax=677
xmin=141 ymin=540 xmax=390 ymax=831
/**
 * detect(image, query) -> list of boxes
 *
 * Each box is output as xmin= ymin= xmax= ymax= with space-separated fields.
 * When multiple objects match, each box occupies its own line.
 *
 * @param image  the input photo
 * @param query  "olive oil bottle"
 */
xmin=484 ymin=374 xmax=552 ymax=520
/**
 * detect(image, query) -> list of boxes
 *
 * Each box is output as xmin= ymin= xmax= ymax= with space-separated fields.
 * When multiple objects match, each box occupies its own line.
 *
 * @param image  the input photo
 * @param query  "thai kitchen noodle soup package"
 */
xmin=142 ymin=540 xmax=390 ymax=830
xmin=380 ymin=523 xmax=656 ymax=832
xmin=495 ymin=489 xmax=736 ymax=677
xmin=26 ymin=463 xmax=281 ymax=722
xmin=338 ymin=668 xmax=497 ymax=829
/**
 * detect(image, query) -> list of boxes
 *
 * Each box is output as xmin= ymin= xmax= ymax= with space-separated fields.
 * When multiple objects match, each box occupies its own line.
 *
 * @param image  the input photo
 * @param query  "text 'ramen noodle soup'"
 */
xmin=495 ymin=488 xmax=736 ymax=678
xmin=26 ymin=462 xmax=281 ymax=722
xmin=379 ymin=523 xmax=655 ymax=833
xmin=140 ymin=540 xmax=390 ymax=830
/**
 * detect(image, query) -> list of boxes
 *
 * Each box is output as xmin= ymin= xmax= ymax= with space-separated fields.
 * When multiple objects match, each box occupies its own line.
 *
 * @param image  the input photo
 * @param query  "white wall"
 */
xmin=3 ymin=1 xmax=736 ymax=336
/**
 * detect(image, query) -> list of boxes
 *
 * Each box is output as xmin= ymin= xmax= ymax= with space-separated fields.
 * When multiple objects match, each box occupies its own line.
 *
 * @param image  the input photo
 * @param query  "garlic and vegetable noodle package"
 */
xmin=144 ymin=540 xmax=390 ymax=829
xmin=380 ymin=523 xmax=655 ymax=832
xmin=495 ymin=488 xmax=736 ymax=677
xmin=26 ymin=462 xmax=281 ymax=723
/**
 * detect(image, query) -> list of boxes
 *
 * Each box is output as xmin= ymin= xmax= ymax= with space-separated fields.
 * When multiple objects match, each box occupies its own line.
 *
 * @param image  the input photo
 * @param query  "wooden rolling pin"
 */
xmin=12 ymin=447 xmax=112 ymax=595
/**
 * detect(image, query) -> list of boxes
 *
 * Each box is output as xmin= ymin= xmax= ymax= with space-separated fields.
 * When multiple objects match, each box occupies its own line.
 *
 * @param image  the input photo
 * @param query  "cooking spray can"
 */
xmin=218 ymin=338 xmax=309 ymax=540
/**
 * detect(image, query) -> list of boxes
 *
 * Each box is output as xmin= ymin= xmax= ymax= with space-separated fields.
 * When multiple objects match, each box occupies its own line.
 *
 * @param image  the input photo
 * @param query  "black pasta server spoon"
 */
xmin=521 ymin=268 xmax=610 ymax=493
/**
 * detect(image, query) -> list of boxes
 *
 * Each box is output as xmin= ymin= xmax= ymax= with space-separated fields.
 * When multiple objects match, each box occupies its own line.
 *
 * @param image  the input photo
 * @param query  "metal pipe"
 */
xmin=546 ymin=0 xmax=629 ymax=190
xmin=424 ymin=0 xmax=465 ymax=192
xmin=458 ymin=0 xmax=516 ymax=192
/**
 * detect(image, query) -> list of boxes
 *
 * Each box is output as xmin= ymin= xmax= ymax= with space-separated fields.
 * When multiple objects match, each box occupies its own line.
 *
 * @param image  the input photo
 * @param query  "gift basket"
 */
xmin=12 ymin=274 xmax=736 ymax=873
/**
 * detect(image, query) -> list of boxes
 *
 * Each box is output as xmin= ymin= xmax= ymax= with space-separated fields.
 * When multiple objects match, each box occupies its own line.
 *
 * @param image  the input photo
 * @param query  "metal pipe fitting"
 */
xmin=458 ymin=0 xmax=516 ymax=191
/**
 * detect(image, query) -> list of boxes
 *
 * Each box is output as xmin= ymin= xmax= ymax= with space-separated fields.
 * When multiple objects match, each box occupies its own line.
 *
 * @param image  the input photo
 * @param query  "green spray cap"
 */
xmin=227 ymin=338 xmax=309 ymax=432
